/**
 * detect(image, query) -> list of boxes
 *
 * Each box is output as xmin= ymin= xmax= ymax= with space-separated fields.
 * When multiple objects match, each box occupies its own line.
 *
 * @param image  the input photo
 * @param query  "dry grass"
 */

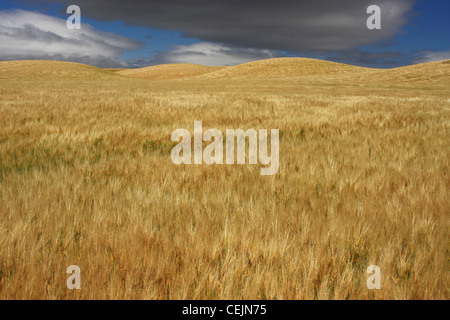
xmin=0 ymin=58 xmax=449 ymax=300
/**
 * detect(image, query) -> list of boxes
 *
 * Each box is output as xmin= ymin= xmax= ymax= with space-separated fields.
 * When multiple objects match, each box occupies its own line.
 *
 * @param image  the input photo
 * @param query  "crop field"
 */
xmin=0 ymin=58 xmax=448 ymax=299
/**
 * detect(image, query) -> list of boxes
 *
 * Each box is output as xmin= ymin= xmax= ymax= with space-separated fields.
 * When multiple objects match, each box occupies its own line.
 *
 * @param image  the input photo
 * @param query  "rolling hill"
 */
xmin=117 ymin=63 xmax=226 ymax=80
xmin=1 ymin=58 xmax=449 ymax=87
xmin=192 ymin=57 xmax=373 ymax=80
xmin=365 ymin=60 xmax=450 ymax=86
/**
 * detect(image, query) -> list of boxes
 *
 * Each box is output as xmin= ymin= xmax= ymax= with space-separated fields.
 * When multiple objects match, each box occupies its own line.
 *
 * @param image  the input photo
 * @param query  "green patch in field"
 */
xmin=0 ymin=143 xmax=76 ymax=181
xmin=142 ymin=140 xmax=175 ymax=155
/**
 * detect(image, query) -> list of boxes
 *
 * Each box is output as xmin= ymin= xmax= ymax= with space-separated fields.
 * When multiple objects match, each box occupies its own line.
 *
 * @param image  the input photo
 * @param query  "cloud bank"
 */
xmin=0 ymin=9 xmax=142 ymax=67
xmin=414 ymin=50 xmax=450 ymax=64
xmin=130 ymin=42 xmax=280 ymax=67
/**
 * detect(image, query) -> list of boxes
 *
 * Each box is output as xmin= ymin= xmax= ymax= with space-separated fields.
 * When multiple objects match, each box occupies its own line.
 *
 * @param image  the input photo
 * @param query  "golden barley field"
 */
xmin=0 ymin=58 xmax=449 ymax=299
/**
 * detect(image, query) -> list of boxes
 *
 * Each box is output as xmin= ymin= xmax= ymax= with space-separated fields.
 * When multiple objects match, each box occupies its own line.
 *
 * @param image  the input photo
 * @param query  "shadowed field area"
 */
xmin=0 ymin=58 xmax=449 ymax=299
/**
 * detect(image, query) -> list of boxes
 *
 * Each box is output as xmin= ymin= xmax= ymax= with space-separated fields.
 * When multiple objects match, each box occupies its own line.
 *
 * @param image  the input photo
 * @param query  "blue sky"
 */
xmin=0 ymin=0 xmax=449 ymax=68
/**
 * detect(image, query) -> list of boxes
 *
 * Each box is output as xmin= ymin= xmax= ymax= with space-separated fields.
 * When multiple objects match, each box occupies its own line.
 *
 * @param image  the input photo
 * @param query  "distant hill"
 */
xmin=117 ymin=63 xmax=225 ymax=80
xmin=192 ymin=58 xmax=372 ymax=80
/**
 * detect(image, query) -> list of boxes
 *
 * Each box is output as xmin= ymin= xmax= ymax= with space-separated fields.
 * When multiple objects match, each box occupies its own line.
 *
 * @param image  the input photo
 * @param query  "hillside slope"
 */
xmin=193 ymin=57 xmax=373 ymax=80
xmin=365 ymin=60 xmax=450 ymax=86
xmin=118 ymin=63 xmax=226 ymax=80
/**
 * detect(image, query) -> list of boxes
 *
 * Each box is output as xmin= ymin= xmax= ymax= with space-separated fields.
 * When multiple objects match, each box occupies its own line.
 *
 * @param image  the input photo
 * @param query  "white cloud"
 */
xmin=414 ymin=50 xmax=450 ymax=64
xmin=0 ymin=9 xmax=142 ymax=67
xmin=134 ymin=42 xmax=280 ymax=67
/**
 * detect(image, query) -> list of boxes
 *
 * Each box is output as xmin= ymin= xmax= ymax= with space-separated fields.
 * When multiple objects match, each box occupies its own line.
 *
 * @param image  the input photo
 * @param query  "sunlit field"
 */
xmin=0 ymin=58 xmax=448 ymax=299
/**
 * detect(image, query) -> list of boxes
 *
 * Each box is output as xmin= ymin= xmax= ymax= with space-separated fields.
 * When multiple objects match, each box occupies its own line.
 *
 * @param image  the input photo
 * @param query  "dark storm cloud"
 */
xmin=47 ymin=0 xmax=413 ymax=53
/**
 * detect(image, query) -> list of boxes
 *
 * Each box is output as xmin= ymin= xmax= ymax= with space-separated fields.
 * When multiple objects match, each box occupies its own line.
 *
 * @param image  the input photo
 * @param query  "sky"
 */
xmin=0 ymin=0 xmax=449 ymax=68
